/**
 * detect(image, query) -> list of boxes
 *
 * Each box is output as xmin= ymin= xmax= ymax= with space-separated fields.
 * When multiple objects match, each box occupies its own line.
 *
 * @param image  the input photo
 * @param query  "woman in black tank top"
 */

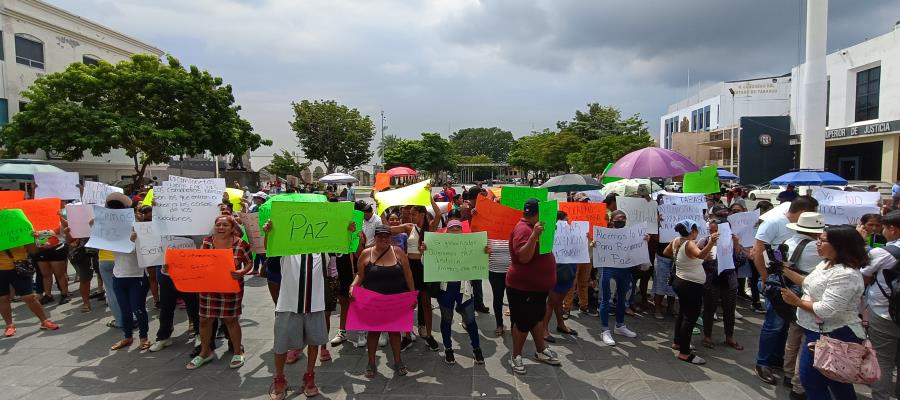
xmin=350 ymin=225 xmax=415 ymax=378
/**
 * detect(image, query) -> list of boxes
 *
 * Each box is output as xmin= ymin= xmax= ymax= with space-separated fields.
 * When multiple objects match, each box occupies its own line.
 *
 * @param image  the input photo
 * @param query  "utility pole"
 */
xmin=799 ymin=0 xmax=828 ymax=170
xmin=380 ymin=110 xmax=385 ymax=170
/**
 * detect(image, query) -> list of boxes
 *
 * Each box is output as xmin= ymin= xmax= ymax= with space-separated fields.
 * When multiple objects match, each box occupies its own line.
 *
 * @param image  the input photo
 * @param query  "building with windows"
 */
xmin=1 ymin=0 xmax=164 ymax=182
xmin=792 ymin=23 xmax=900 ymax=182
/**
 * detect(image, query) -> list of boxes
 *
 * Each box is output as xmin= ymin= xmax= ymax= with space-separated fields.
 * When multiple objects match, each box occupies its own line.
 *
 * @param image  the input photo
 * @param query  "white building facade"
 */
xmin=0 ymin=0 xmax=164 ymax=183
xmin=791 ymin=24 xmax=900 ymax=182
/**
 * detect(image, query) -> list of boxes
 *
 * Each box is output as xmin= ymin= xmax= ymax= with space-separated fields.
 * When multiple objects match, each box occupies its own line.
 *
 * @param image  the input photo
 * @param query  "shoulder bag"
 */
xmin=812 ymin=311 xmax=880 ymax=384
xmin=5 ymin=249 xmax=36 ymax=278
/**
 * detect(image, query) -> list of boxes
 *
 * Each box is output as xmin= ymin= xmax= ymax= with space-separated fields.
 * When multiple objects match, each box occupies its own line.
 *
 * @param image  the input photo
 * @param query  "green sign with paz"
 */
xmin=423 ymin=231 xmax=489 ymax=282
xmin=0 ymin=209 xmax=35 ymax=251
xmin=267 ymin=201 xmax=354 ymax=256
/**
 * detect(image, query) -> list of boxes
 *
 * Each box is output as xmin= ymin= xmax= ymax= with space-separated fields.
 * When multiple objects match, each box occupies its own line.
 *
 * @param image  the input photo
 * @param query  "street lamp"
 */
xmin=728 ymin=88 xmax=736 ymax=173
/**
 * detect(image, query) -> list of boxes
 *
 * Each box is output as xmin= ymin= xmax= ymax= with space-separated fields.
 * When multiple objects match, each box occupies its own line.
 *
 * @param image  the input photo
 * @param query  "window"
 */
xmin=0 ymin=32 xmax=4 ymax=61
xmin=0 ymin=99 xmax=8 ymax=124
xmin=691 ymin=110 xmax=698 ymax=132
xmin=698 ymin=109 xmax=704 ymax=131
xmin=855 ymin=66 xmax=880 ymax=122
xmin=704 ymin=106 xmax=711 ymax=130
xmin=15 ymin=34 xmax=44 ymax=69
xmin=82 ymin=55 xmax=99 ymax=65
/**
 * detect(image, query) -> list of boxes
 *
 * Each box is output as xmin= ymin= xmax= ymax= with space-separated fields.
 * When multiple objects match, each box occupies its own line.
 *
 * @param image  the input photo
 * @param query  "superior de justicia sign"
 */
xmin=826 ymin=120 xmax=899 ymax=140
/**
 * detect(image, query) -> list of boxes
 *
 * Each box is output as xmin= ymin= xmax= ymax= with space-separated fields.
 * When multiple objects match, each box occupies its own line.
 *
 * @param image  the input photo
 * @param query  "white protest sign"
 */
xmin=727 ymin=209 xmax=760 ymax=247
xmin=812 ymin=187 xmax=881 ymax=225
xmin=64 ymin=204 xmax=94 ymax=239
xmin=34 ymin=172 xmax=81 ymax=200
xmin=716 ymin=222 xmax=735 ymax=273
xmin=165 ymin=176 xmax=226 ymax=193
xmin=616 ymin=196 xmax=659 ymax=234
xmin=152 ymin=185 xmax=221 ymax=236
xmin=239 ymin=212 xmax=266 ymax=254
xmin=658 ymin=204 xmax=708 ymax=242
xmin=592 ymin=222 xmax=650 ymax=268
xmin=81 ymin=181 xmax=123 ymax=205
xmin=552 ymin=221 xmax=590 ymax=264
xmin=161 ymin=235 xmax=196 ymax=252
xmin=134 ymin=221 xmax=163 ymax=267
xmin=660 ymin=191 xmax=707 ymax=208
xmin=86 ymin=206 xmax=135 ymax=253
xmin=817 ymin=204 xmax=880 ymax=225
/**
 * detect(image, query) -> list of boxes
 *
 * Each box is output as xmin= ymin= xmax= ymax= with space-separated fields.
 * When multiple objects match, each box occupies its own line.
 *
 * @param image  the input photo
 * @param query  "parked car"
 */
xmin=664 ymin=181 xmax=683 ymax=192
xmin=748 ymin=184 xmax=784 ymax=201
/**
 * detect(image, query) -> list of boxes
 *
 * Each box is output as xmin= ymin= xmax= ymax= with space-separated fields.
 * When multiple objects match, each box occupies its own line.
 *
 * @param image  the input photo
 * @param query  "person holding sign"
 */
xmin=543 ymin=211 xmax=580 ymax=344
xmin=419 ymin=220 xmax=488 ymax=366
xmin=505 ymin=199 xmax=561 ymax=375
xmin=187 ymin=215 xmax=253 ymax=370
xmin=1 ymin=243 xmax=60 ymax=337
xmin=351 ymin=225 xmax=416 ymax=378
xmin=663 ymin=220 xmax=719 ymax=365
xmin=33 ymin=200 xmax=69 ymax=306
xmin=697 ymin=217 xmax=746 ymax=352
xmin=595 ymin=210 xmax=643 ymax=346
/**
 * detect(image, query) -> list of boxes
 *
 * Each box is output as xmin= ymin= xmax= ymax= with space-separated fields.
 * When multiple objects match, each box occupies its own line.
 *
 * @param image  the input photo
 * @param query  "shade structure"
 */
xmin=386 ymin=167 xmax=417 ymax=177
xmin=539 ymin=174 xmax=601 ymax=193
xmin=769 ymin=170 xmax=847 ymax=186
xmin=717 ymin=168 xmax=739 ymax=180
xmin=606 ymin=148 xmax=700 ymax=178
xmin=0 ymin=159 xmax=67 ymax=180
xmin=319 ymin=173 xmax=358 ymax=184
xmin=599 ymin=179 xmax=662 ymax=197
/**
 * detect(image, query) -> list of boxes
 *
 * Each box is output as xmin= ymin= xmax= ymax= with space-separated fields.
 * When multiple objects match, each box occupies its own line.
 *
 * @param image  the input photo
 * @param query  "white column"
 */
xmin=799 ymin=0 xmax=828 ymax=170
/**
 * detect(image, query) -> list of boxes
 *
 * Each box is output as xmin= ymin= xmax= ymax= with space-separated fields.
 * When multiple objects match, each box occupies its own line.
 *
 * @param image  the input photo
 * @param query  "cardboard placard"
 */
xmin=267 ymin=201 xmax=354 ymax=256
xmin=166 ymin=249 xmax=240 ymax=293
xmin=422 ymin=231 xmax=489 ymax=282
xmin=592 ymin=223 xmax=650 ymax=268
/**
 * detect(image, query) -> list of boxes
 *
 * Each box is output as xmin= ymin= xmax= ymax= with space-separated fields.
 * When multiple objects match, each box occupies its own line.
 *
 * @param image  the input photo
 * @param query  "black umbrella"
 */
xmin=540 ymin=174 xmax=601 ymax=193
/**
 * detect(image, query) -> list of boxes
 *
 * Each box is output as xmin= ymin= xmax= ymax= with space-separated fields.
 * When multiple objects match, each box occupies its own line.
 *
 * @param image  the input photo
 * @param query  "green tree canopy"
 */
xmin=449 ymin=127 xmax=514 ymax=162
xmin=0 ymin=54 xmax=269 ymax=188
xmin=376 ymin=133 xmax=402 ymax=159
xmin=265 ymin=150 xmax=311 ymax=182
xmin=382 ymin=139 xmax=421 ymax=170
xmin=382 ymin=132 xmax=456 ymax=178
xmin=289 ymin=100 xmax=375 ymax=173
xmin=557 ymin=103 xmax=649 ymax=142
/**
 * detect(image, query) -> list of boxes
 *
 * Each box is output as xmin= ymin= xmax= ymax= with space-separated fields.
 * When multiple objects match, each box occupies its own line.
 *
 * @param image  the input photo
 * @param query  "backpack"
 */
xmin=874 ymin=245 xmax=900 ymax=326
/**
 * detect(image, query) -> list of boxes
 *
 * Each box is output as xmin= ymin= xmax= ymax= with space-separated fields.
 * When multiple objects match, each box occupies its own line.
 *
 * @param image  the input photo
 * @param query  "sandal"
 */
xmin=80 ymin=304 xmax=91 ymax=313
xmin=702 ymin=338 xmax=715 ymax=349
xmin=364 ymin=363 xmax=377 ymax=378
xmin=725 ymin=340 xmax=744 ymax=351
xmin=678 ymin=353 xmax=707 ymax=365
xmin=187 ymin=354 xmax=215 ymax=370
xmin=110 ymin=339 xmax=133 ymax=351
xmin=3 ymin=325 xmax=16 ymax=337
xmin=556 ymin=327 xmax=578 ymax=336
xmin=139 ymin=340 xmax=152 ymax=351
xmin=394 ymin=362 xmax=408 ymax=376
xmin=230 ymin=354 xmax=245 ymax=369
xmin=494 ymin=326 xmax=505 ymax=337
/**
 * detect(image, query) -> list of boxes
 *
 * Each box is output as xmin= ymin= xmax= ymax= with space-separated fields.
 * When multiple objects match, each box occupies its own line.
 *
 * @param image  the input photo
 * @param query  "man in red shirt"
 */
xmin=505 ymin=198 xmax=561 ymax=374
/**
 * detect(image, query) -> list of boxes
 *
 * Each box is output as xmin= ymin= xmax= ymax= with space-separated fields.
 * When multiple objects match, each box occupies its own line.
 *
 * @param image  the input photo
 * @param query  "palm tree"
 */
xmin=376 ymin=134 xmax=401 ymax=158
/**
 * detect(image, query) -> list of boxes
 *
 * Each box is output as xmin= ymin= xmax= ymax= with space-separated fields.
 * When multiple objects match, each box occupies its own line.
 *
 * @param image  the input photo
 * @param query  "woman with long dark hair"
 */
xmin=781 ymin=225 xmax=868 ymax=400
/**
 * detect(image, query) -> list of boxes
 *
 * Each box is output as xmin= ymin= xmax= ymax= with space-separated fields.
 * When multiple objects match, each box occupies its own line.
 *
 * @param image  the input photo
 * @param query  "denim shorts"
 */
xmin=652 ymin=255 xmax=677 ymax=297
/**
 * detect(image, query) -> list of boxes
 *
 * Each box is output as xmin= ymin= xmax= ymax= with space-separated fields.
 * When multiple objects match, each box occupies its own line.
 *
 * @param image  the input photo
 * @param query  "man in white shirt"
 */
xmin=861 ymin=211 xmax=900 ymax=400
xmin=781 ymin=212 xmax=826 ymax=399
xmin=753 ymin=196 xmax=818 ymax=385
xmin=358 ymin=200 xmax=381 ymax=248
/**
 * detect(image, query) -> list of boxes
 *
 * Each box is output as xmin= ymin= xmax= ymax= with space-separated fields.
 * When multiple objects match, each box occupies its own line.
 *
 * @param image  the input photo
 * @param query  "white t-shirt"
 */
xmin=112 ymin=251 xmax=143 ymax=278
xmin=275 ymin=254 xmax=326 ymax=314
xmin=362 ymin=215 xmax=382 ymax=248
xmin=861 ymin=241 xmax=900 ymax=320
xmin=755 ymin=214 xmax=794 ymax=246
xmin=784 ymin=233 xmax=823 ymax=274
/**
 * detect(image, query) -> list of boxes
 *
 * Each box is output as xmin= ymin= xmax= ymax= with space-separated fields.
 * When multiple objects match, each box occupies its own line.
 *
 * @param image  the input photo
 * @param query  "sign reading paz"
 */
xmin=553 ymin=221 xmax=590 ymax=264
xmin=86 ymin=206 xmax=135 ymax=253
xmin=592 ymin=223 xmax=650 ymax=268
xmin=267 ymin=201 xmax=354 ymax=256
xmin=423 ymin=231 xmax=489 ymax=282
xmin=165 ymin=249 xmax=240 ymax=293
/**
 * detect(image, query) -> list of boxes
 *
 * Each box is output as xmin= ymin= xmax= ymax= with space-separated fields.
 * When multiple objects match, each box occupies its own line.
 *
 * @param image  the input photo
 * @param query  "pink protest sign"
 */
xmin=346 ymin=287 xmax=418 ymax=332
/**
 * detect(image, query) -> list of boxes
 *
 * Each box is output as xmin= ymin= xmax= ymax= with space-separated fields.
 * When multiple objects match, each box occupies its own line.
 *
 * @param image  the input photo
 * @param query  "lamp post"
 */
xmin=729 ymin=88 xmax=736 ymax=173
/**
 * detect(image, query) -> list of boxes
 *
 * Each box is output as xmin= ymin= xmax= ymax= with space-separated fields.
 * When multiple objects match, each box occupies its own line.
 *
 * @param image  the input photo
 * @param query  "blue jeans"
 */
xmin=471 ymin=280 xmax=485 ymax=308
xmin=113 ymin=276 xmax=149 ymax=339
xmin=600 ymin=267 xmax=632 ymax=329
xmin=99 ymin=261 xmax=122 ymax=327
xmin=756 ymin=281 xmax=788 ymax=367
xmin=799 ymin=327 xmax=862 ymax=400
xmin=438 ymin=282 xmax=480 ymax=351
xmin=488 ymin=272 xmax=506 ymax=328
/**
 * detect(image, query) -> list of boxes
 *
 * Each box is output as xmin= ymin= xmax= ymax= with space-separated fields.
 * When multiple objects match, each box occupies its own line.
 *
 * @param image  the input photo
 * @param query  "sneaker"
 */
xmin=535 ymin=348 xmax=560 ymax=366
xmin=400 ymin=336 xmax=413 ymax=352
xmin=268 ymin=375 xmax=287 ymax=400
xmin=613 ymin=325 xmax=637 ymax=338
xmin=330 ymin=330 xmax=347 ymax=346
xmin=585 ymin=309 xmax=600 ymax=317
xmin=302 ymin=372 xmax=319 ymax=397
xmin=473 ymin=348 xmax=485 ymax=365
xmin=149 ymin=338 xmax=173 ymax=352
xmin=509 ymin=354 xmax=526 ymax=375
xmin=444 ymin=349 xmax=456 ymax=365
xmin=378 ymin=333 xmax=387 ymax=347
xmin=354 ymin=334 xmax=368 ymax=348
xmin=424 ymin=335 xmax=440 ymax=352
xmin=601 ymin=330 xmax=616 ymax=346
xmin=40 ymin=320 xmax=59 ymax=331
xmin=474 ymin=304 xmax=490 ymax=314
xmin=735 ymin=310 xmax=744 ymax=319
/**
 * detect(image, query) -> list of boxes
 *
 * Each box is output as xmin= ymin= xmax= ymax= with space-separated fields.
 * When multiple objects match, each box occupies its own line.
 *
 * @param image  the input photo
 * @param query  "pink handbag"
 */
xmin=812 ymin=314 xmax=881 ymax=384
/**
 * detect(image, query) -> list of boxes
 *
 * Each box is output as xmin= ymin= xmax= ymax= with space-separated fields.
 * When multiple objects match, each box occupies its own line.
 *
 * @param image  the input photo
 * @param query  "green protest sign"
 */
xmin=423 ymin=231 xmax=489 ymax=282
xmin=257 ymin=193 xmax=328 ymax=232
xmin=267 ymin=201 xmax=354 ymax=256
xmin=683 ymin=165 xmax=720 ymax=194
xmin=539 ymin=200 xmax=558 ymax=254
xmin=349 ymin=210 xmax=365 ymax=252
xmin=500 ymin=187 xmax=548 ymax=210
xmin=0 ymin=209 xmax=35 ymax=251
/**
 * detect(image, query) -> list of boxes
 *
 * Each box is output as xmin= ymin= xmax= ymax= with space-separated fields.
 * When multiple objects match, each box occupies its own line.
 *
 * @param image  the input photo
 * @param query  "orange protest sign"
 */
xmin=1 ymin=198 xmax=61 ymax=231
xmin=489 ymin=187 xmax=502 ymax=199
xmin=165 ymin=249 xmax=240 ymax=293
xmin=559 ymin=202 xmax=607 ymax=239
xmin=471 ymin=195 xmax=521 ymax=240
xmin=0 ymin=191 xmax=25 ymax=203
xmin=374 ymin=173 xmax=391 ymax=192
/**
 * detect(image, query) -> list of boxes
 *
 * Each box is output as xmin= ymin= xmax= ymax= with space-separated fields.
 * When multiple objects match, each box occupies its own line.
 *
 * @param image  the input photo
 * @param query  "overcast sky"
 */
xmin=49 ymin=0 xmax=900 ymax=169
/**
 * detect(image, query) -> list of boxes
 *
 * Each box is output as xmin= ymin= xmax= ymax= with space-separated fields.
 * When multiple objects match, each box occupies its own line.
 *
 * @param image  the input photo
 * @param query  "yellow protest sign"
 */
xmin=142 ymin=188 xmax=154 ymax=207
xmin=374 ymin=179 xmax=431 ymax=215
xmin=226 ymin=188 xmax=244 ymax=212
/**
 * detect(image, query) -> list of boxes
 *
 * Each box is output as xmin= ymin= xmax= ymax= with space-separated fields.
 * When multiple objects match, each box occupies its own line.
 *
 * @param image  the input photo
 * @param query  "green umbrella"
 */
xmin=600 ymin=163 xmax=623 ymax=184
xmin=257 ymin=193 xmax=328 ymax=231
xmin=539 ymin=174 xmax=601 ymax=193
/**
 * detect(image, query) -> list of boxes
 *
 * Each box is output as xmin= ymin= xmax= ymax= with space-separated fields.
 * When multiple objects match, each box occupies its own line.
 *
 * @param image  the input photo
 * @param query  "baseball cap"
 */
xmin=252 ymin=191 xmax=268 ymax=200
xmin=374 ymin=225 xmax=391 ymax=236
xmin=355 ymin=200 xmax=373 ymax=212
xmin=523 ymin=198 xmax=540 ymax=217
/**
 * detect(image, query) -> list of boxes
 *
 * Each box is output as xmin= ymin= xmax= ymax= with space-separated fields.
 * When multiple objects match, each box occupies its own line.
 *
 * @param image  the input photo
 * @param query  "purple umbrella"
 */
xmin=606 ymin=148 xmax=700 ymax=178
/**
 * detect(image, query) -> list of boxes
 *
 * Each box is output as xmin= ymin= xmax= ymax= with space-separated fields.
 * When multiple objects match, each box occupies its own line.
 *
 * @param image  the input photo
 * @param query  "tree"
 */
xmin=508 ymin=130 xmax=553 ymax=178
xmin=265 ymin=150 xmax=312 ymax=182
xmin=0 ymin=54 xmax=269 ymax=188
xmin=289 ymin=100 xmax=375 ymax=173
xmin=557 ymin=103 xmax=649 ymax=142
xmin=449 ymin=127 xmax=515 ymax=162
xmin=382 ymin=139 xmax=421 ymax=169
xmin=376 ymin=133 xmax=401 ymax=159
xmin=567 ymin=132 xmax=656 ymax=175
xmin=381 ymin=133 xmax=457 ymax=179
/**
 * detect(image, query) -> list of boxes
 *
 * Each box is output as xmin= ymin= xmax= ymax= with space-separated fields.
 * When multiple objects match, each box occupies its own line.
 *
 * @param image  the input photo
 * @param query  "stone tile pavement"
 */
xmin=0 ymin=276 xmax=875 ymax=399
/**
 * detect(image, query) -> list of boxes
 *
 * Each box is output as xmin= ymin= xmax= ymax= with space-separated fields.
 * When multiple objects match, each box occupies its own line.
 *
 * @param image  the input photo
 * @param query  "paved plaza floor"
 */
xmin=0 ymin=276 xmax=874 ymax=399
